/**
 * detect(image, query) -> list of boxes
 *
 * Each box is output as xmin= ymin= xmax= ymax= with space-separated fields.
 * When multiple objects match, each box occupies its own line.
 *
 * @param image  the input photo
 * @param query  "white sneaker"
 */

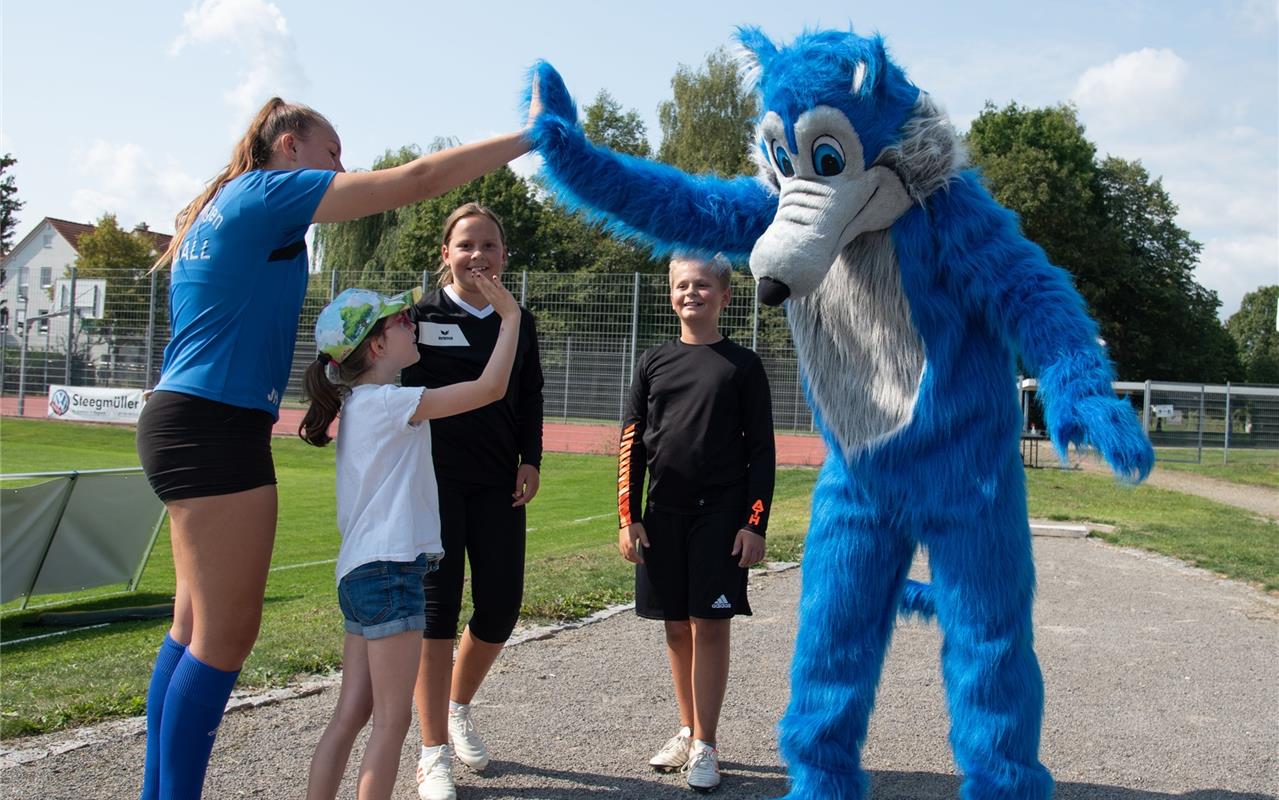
xmin=648 ymin=726 xmax=692 ymax=772
xmin=448 ymin=703 xmax=490 ymax=770
xmin=684 ymin=741 xmax=721 ymax=793
xmin=416 ymin=745 xmax=456 ymax=800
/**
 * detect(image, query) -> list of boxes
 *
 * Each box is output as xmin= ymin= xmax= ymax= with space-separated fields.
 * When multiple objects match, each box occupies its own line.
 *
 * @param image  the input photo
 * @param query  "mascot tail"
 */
xmin=899 ymin=579 xmax=936 ymax=620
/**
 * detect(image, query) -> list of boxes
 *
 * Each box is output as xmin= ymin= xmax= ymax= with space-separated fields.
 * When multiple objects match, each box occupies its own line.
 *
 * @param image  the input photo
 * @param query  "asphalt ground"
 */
xmin=2 ymin=534 xmax=1276 ymax=799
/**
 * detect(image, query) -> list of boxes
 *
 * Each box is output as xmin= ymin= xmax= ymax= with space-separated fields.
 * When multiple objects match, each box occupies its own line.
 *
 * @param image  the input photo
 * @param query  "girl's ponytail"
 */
xmin=299 ymin=358 xmax=344 ymax=446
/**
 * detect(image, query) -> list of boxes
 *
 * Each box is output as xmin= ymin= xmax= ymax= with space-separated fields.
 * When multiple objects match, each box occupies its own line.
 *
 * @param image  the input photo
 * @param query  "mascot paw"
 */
xmin=527 ymin=60 xmax=577 ymax=123
xmin=1049 ymin=395 xmax=1154 ymax=483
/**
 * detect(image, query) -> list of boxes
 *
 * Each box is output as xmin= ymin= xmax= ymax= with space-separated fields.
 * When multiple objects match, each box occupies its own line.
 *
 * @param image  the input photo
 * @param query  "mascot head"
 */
xmin=736 ymin=27 xmax=964 ymax=304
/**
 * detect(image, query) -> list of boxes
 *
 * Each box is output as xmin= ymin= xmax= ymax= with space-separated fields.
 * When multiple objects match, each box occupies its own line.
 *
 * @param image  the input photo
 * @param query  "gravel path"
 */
xmin=4 ymin=535 xmax=1276 ymax=800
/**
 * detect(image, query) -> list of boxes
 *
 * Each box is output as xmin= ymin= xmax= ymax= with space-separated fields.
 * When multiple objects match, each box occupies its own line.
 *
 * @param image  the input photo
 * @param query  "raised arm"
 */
xmin=313 ymin=132 xmax=530 ymax=224
xmin=527 ymin=60 xmax=777 ymax=260
xmin=410 ymin=274 xmax=521 ymax=422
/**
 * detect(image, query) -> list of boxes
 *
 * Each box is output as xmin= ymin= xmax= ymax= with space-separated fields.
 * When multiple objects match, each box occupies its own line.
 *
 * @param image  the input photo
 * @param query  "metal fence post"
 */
xmin=622 ymin=272 xmax=641 ymax=421
xmin=751 ymin=290 xmax=759 ymax=351
xmin=145 ymin=269 xmax=157 ymax=389
xmin=330 ymin=269 xmax=339 ymax=301
xmin=1142 ymin=379 xmax=1151 ymax=433
xmin=65 ymin=266 xmax=77 ymax=385
xmin=16 ymin=300 xmax=29 ymax=415
xmin=520 ymin=270 xmax=528 ymax=306
xmin=1196 ymin=385 xmax=1205 ymax=464
xmin=563 ymin=335 xmax=572 ymax=422
xmin=1223 ymin=381 xmax=1232 ymax=465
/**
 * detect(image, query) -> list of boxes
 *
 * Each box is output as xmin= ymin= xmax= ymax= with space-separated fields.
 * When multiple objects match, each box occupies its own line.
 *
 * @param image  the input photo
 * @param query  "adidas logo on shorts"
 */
xmin=711 ymin=594 xmax=731 ymax=610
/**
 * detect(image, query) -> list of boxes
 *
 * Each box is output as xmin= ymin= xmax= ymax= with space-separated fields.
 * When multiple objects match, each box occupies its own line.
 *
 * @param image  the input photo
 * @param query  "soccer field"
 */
xmin=0 ymin=419 xmax=816 ymax=737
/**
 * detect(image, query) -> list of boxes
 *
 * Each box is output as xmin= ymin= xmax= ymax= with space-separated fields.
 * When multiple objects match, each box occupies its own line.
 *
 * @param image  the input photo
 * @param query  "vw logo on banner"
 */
xmin=49 ymin=388 xmax=71 ymax=416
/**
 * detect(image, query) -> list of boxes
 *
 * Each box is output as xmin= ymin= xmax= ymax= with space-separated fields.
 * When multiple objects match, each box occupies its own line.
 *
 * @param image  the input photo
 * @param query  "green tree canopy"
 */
xmin=583 ymin=90 xmax=652 ymax=158
xmin=1 ymin=153 xmax=22 ymax=256
xmin=967 ymin=102 xmax=1238 ymax=381
xmin=1226 ymin=285 xmax=1279 ymax=384
xmin=71 ymin=214 xmax=168 ymax=339
xmin=657 ymin=47 xmax=759 ymax=176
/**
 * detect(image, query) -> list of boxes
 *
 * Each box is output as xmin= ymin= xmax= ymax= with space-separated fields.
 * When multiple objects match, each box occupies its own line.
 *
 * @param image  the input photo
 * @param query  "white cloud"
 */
xmin=169 ymin=0 xmax=308 ymax=130
xmin=1198 ymin=235 xmax=1279 ymax=318
xmin=70 ymin=140 xmax=204 ymax=233
xmin=1070 ymin=48 xmax=1193 ymax=132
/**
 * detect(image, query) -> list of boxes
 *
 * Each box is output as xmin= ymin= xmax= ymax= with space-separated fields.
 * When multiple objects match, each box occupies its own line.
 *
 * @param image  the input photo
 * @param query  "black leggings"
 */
xmin=423 ymin=482 xmax=526 ymax=643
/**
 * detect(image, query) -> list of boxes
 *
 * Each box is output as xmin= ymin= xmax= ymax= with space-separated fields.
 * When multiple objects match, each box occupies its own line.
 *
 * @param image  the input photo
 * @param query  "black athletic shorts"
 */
xmin=136 ymin=390 xmax=276 ymax=502
xmin=635 ymin=505 xmax=752 ymax=621
xmin=423 ymin=481 xmax=527 ymax=643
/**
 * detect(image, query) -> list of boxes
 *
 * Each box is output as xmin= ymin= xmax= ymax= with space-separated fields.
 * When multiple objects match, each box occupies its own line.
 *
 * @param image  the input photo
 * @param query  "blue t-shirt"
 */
xmin=156 ymin=168 xmax=336 ymax=417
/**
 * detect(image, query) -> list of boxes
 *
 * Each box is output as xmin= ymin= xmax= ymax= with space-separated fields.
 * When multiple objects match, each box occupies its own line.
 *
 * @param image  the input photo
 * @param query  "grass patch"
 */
xmin=2 ymin=418 xmax=1273 ymax=738
xmin=0 ymin=419 xmax=814 ymax=738
xmin=1152 ymin=447 xmax=1279 ymax=489
xmin=1027 ymin=469 xmax=1278 ymax=591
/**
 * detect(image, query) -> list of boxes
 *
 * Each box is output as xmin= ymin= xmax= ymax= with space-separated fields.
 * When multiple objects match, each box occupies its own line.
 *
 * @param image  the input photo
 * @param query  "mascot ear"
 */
xmin=526 ymin=60 xmax=577 ymax=122
xmin=734 ymin=26 xmax=778 ymax=89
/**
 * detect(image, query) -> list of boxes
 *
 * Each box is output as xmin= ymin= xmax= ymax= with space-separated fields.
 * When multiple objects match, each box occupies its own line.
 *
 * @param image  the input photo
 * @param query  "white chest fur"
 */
xmin=787 ymin=230 xmax=925 ymax=457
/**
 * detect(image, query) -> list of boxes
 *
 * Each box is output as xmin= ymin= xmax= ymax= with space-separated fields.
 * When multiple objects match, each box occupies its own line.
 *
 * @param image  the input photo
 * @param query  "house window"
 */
xmin=40 ymin=267 xmax=53 ymax=289
xmin=43 ymin=232 xmax=54 ymax=248
xmin=0 ymin=308 xmax=8 ymax=333
xmin=37 ymin=318 xmax=49 ymax=335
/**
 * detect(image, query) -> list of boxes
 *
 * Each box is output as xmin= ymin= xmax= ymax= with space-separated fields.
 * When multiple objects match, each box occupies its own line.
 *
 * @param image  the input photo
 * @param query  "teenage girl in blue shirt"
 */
xmin=134 ymin=89 xmax=540 ymax=800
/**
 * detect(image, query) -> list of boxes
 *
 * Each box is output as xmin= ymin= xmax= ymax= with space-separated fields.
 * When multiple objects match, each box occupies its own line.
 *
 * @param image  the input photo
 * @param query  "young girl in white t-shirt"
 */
xmin=298 ymin=273 xmax=520 ymax=800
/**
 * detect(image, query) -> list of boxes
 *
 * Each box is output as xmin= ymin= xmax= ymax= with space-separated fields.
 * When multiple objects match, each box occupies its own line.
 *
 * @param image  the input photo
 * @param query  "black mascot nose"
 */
xmin=757 ymin=276 xmax=791 ymax=306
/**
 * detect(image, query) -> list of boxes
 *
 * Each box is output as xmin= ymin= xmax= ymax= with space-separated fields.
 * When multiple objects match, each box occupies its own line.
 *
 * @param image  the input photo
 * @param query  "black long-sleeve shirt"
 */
xmin=402 ymin=287 xmax=544 ymax=488
xmin=619 ymin=337 xmax=776 ymax=535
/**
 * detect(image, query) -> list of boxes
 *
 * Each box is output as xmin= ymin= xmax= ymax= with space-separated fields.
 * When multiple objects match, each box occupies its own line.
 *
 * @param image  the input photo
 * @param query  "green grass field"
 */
xmin=1152 ymin=447 xmax=1279 ymax=489
xmin=1 ymin=418 xmax=1274 ymax=738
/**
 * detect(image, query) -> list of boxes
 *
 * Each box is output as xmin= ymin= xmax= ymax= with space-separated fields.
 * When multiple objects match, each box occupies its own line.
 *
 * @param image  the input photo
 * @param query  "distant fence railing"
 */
xmin=1020 ymin=379 xmax=1279 ymax=464
xmin=3 ymin=267 xmax=1275 ymax=454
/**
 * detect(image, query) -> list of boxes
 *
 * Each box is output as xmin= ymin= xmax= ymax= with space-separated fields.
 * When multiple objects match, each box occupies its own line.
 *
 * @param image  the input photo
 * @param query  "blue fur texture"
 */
xmin=528 ymin=26 xmax=1153 ymax=800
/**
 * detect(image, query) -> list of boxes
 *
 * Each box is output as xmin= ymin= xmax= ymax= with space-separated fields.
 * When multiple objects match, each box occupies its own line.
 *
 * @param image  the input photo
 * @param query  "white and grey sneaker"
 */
xmin=649 ymin=726 xmax=693 ymax=772
xmin=684 ymin=741 xmax=721 ymax=793
xmin=416 ymin=744 xmax=456 ymax=800
xmin=448 ymin=703 xmax=491 ymax=771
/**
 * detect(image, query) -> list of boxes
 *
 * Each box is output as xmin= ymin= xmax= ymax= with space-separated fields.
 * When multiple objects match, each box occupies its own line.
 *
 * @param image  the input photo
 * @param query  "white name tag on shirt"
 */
xmin=420 ymin=322 xmax=469 ymax=347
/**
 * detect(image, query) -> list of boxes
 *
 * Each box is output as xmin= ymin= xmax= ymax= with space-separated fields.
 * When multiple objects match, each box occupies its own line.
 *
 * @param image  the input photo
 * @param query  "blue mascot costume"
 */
xmin=527 ymin=26 xmax=1154 ymax=799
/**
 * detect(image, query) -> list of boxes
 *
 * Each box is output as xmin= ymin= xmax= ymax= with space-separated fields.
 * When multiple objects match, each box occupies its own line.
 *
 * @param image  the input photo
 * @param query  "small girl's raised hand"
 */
xmin=473 ymin=272 xmax=520 ymax=320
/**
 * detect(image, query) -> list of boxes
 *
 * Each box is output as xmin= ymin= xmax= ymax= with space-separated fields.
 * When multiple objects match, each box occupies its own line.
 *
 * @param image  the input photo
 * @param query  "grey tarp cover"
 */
xmin=1 ymin=472 xmax=164 ymax=604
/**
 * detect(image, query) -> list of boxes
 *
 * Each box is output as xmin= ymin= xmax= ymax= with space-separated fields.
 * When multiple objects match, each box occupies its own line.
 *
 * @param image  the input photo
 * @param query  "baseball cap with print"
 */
xmin=315 ymin=286 xmax=422 ymax=364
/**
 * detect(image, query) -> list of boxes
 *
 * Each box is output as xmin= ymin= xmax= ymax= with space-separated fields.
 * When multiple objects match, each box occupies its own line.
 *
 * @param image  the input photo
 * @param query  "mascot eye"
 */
xmin=812 ymin=136 xmax=846 ymax=177
xmin=772 ymin=140 xmax=796 ymax=178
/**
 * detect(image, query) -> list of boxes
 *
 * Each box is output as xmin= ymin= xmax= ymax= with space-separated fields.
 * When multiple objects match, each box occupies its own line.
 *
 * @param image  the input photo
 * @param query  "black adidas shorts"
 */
xmin=635 ymin=506 xmax=752 ymax=621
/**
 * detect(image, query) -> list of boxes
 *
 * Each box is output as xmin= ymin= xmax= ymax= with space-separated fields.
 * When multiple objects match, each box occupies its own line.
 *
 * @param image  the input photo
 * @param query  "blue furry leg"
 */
xmin=778 ymin=461 xmax=915 ymax=800
xmin=923 ymin=469 xmax=1053 ymax=800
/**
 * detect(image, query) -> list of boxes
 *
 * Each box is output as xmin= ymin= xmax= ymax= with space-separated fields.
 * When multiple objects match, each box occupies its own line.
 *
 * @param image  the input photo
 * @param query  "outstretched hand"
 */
xmin=1048 ymin=395 xmax=1154 ymax=483
xmin=526 ymin=60 xmax=577 ymax=125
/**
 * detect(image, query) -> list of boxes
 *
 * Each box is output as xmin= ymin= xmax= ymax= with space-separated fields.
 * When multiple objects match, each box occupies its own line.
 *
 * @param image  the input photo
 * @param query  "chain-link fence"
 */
xmin=4 ymin=265 xmax=1277 ymax=454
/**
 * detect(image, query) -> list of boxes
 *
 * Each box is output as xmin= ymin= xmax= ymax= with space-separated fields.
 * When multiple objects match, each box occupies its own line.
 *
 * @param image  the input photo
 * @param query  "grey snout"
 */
xmin=757 ymin=276 xmax=791 ymax=306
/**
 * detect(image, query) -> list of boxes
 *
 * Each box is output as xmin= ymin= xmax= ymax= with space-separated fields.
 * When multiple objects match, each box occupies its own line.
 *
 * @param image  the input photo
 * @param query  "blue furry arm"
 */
xmin=924 ymin=173 xmax=1153 ymax=481
xmin=526 ymin=63 xmax=776 ymax=259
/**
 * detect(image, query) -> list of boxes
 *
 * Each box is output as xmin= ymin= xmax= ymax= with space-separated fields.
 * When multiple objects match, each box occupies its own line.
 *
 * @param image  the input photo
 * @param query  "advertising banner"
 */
xmin=47 ymin=385 xmax=145 ymax=424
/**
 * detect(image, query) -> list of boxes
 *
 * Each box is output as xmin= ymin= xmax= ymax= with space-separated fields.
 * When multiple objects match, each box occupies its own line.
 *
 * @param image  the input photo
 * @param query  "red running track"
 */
xmin=1 ymin=397 xmax=828 ymax=467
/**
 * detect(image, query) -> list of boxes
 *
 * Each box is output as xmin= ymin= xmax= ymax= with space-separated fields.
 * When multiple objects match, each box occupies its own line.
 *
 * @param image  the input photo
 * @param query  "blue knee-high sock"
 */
xmin=157 ymin=650 xmax=240 ymax=799
xmin=140 ymin=634 xmax=187 ymax=800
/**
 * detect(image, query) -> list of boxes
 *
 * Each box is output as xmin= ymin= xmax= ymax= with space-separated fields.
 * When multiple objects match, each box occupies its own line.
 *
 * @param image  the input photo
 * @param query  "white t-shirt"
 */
xmin=334 ymin=383 xmax=443 ymax=583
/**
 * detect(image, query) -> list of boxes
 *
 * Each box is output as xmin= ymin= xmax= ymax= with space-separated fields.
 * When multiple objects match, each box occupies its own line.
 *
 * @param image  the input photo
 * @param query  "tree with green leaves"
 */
xmin=1226 ymin=285 xmax=1279 ymax=384
xmin=67 ymin=214 xmax=169 ymax=364
xmin=315 ymin=140 xmax=545 ymax=292
xmin=967 ymin=102 xmax=1238 ymax=381
xmin=1 ymin=153 xmax=23 ymax=256
xmin=657 ymin=47 xmax=758 ymax=176
xmin=583 ymin=90 xmax=651 ymax=158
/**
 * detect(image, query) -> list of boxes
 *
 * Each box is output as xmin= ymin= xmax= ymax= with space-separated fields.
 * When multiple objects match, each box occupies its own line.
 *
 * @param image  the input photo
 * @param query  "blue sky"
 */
xmin=3 ymin=0 xmax=1276 ymax=318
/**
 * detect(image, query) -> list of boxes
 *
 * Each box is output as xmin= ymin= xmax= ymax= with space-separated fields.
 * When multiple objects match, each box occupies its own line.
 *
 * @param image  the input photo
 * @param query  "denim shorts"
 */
xmin=338 ymin=554 xmax=442 ymax=640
